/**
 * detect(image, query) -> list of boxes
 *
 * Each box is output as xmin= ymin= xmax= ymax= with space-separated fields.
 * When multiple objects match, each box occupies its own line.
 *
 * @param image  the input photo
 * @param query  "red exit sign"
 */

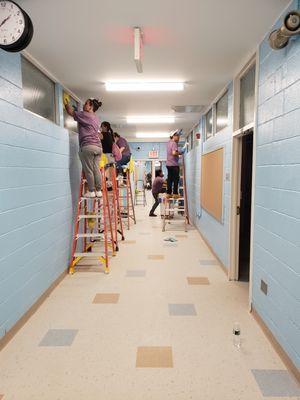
xmin=149 ymin=150 xmax=159 ymax=159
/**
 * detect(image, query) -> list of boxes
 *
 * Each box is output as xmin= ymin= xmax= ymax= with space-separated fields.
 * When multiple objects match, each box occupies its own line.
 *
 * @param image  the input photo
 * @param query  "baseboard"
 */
xmin=252 ymin=307 xmax=300 ymax=383
xmin=196 ymin=229 xmax=228 ymax=277
xmin=0 ymin=269 xmax=67 ymax=352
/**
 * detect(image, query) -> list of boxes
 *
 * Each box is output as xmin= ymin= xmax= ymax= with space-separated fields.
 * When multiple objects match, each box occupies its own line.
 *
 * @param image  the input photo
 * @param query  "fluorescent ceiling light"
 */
xmin=136 ymin=132 xmax=170 ymax=139
xmin=127 ymin=115 xmax=175 ymax=124
xmin=105 ymin=82 xmax=184 ymax=92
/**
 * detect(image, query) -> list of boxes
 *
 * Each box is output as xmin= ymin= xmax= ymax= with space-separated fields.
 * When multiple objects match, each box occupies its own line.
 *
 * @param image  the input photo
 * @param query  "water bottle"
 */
xmin=233 ymin=322 xmax=241 ymax=348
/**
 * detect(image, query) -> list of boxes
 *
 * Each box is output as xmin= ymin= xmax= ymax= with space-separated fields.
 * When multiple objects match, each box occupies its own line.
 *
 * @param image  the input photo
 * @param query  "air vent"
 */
xmin=172 ymin=105 xmax=204 ymax=113
xmin=261 ymin=280 xmax=268 ymax=295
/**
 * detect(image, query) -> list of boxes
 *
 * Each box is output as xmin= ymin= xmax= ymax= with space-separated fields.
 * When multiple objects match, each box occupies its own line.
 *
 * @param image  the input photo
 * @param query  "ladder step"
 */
xmin=77 ymin=233 xmax=104 ymax=238
xmin=166 ymin=198 xmax=185 ymax=201
xmin=79 ymin=215 xmax=102 ymax=219
xmin=74 ymin=252 xmax=104 ymax=257
xmin=80 ymin=197 xmax=103 ymax=202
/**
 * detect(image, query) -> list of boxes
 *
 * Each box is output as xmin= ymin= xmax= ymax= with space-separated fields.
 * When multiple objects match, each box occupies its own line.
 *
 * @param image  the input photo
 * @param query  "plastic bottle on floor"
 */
xmin=233 ymin=322 xmax=241 ymax=348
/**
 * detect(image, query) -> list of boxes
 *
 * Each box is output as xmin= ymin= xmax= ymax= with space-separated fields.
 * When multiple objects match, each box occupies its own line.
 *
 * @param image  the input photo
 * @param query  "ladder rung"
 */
xmin=79 ymin=215 xmax=102 ymax=219
xmin=77 ymin=233 xmax=104 ymax=238
xmin=80 ymin=197 xmax=103 ymax=202
xmin=166 ymin=198 xmax=185 ymax=201
xmin=74 ymin=252 xmax=104 ymax=257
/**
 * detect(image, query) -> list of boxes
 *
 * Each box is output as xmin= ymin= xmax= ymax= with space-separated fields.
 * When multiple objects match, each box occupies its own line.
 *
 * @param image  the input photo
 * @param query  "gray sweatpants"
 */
xmin=79 ymin=145 xmax=102 ymax=192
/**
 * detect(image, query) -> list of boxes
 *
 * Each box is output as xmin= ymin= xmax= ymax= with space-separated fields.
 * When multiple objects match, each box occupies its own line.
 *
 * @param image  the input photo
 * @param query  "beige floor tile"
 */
xmin=92 ymin=293 xmax=120 ymax=303
xmin=136 ymin=346 xmax=173 ymax=368
xmin=187 ymin=276 xmax=210 ymax=285
xmin=148 ymin=255 xmax=165 ymax=260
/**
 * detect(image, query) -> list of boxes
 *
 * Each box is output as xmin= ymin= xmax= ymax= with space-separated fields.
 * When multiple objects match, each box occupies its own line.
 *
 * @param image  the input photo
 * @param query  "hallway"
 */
xmin=0 ymin=199 xmax=298 ymax=400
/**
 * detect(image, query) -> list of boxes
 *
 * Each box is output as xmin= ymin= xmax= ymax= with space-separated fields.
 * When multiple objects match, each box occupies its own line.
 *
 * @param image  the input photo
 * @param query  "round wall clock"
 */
xmin=0 ymin=1 xmax=33 ymax=52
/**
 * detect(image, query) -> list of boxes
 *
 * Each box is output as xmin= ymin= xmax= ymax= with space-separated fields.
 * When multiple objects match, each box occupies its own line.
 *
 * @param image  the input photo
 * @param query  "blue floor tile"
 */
xmin=168 ymin=304 xmax=197 ymax=316
xmin=252 ymin=369 xmax=300 ymax=397
xmin=39 ymin=329 xmax=78 ymax=347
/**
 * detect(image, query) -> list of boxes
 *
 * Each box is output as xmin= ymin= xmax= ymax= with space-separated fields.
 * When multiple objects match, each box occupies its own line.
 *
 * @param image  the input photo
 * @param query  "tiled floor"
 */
xmin=0 ymin=195 xmax=299 ymax=400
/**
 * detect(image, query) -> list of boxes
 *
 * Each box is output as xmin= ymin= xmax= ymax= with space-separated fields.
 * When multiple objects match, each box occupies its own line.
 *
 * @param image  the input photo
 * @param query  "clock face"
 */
xmin=0 ymin=1 xmax=25 ymax=46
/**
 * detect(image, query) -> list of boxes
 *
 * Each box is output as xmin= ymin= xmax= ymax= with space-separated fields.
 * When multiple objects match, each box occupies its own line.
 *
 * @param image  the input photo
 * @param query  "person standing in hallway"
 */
xmin=65 ymin=98 xmax=103 ymax=198
xmin=149 ymin=169 xmax=165 ymax=217
xmin=166 ymin=132 xmax=183 ymax=198
xmin=114 ymin=132 xmax=131 ymax=174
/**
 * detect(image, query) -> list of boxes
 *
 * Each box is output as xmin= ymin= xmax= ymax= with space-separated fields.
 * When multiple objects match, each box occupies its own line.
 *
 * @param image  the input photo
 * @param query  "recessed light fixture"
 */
xmin=127 ymin=115 xmax=175 ymax=124
xmin=136 ymin=132 xmax=171 ymax=138
xmin=105 ymin=82 xmax=184 ymax=92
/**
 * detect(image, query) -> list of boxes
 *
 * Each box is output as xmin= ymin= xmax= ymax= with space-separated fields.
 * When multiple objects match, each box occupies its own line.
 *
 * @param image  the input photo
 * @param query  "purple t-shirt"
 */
xmin=117 ymin=137 xmax=131 ymax=156
xmin=166 ymin=139 xmax=179 ymax=166
xmin=152 ymin=177 xmax=164 ymax=194
xmin=74 ymin=111 xmax=101 ymax=148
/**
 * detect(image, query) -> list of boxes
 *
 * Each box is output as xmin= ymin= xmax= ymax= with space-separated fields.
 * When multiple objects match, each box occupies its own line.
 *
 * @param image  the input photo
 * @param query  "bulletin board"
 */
xmin=201 ymin=148 xmax=224 ymax=222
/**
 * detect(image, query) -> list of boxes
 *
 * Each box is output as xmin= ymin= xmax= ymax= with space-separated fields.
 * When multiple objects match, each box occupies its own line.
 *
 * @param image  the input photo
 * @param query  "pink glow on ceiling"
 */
xmin=105 ymin=26 xmax=172 ymax=46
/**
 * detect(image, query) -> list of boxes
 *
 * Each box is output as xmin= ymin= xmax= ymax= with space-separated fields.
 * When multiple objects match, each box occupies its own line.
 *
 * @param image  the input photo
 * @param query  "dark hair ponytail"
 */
xmin=101 ymin=121 xmax=114 ymax=135
xmin=89 ymin=98 xmax=102 ymax=112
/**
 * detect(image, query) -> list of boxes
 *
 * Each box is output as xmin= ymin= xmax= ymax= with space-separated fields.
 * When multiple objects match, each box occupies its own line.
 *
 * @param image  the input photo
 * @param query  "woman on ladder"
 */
xmin=166 ymin=131 xmax=183 ymax=199
xmin=64 ymin=98 xmax=103 ymax=198
xmin=99 ymin=121 xmax=116 ymax=190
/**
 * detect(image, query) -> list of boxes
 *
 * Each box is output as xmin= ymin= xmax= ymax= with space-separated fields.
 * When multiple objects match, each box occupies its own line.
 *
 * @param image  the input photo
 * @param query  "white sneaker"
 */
xmin=84 ymin=191 xmax=96 ymax=198
xmin=96 ymin=190 xmax=103 ymax=198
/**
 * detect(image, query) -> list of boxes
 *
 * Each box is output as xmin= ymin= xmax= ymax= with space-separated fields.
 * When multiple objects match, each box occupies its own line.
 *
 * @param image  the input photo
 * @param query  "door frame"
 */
xmin=229 ymin=51 xmax=259 ymax=309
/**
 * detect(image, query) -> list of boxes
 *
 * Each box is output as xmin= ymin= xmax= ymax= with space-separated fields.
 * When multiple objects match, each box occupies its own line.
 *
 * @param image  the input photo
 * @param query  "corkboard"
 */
xmin=201 ymin=148 xmax=224 ymax=222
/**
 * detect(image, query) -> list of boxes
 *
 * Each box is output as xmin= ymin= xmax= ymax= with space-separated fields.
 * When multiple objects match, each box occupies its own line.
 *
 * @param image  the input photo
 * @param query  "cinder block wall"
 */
xmin=0 ymin=51 xmax=80 ymax=339
xmin=252 ymin=0 xmax=300 ymax=370
xmin=129 ymin=142 xmax=167 ymax=160
xmin=185 ymin=83 xmax=233 ymax=268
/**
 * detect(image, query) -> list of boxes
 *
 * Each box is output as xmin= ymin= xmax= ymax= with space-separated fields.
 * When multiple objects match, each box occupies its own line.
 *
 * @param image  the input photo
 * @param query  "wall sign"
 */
xmin=148 ymin=150 xmax=159 ymax=159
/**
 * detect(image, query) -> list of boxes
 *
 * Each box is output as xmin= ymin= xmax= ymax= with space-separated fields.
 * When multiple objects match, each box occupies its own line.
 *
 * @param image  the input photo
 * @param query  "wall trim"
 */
xmin=196 ymin=229 xmax=228 ymax=277
xmin=0 ymin=270 xmax=67 ymax=352
xmin=251 ymin=307 xmax=300 ymax=383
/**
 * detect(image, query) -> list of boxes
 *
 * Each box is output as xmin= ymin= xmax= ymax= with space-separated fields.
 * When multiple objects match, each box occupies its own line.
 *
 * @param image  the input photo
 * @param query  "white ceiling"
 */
xmin=19 ymin=0 xmax=289 ymax=140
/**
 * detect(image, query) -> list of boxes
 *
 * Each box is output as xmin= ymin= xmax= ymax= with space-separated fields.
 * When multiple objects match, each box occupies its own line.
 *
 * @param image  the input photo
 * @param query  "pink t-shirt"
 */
xmin=166 ymin=139 xmax=179 ymax=166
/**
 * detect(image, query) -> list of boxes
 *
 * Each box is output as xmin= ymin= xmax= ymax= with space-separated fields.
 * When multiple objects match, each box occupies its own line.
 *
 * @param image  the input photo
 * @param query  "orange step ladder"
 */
xmin=69 ymin=167 xmax=116 ymax=275
xmin=118 ymin=165 xmax=136 ymax=230
xmin=162 ymin=158 xmax=190 ymax=232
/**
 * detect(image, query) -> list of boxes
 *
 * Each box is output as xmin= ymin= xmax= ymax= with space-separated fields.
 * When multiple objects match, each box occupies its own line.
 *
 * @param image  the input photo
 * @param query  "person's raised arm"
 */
xmin=64 ymin=100 xmax=75 ymax=118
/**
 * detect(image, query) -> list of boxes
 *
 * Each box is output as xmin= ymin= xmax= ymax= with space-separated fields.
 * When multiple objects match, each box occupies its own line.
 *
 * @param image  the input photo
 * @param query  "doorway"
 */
xmin=238 ymin=131 xmax=253 ymax=281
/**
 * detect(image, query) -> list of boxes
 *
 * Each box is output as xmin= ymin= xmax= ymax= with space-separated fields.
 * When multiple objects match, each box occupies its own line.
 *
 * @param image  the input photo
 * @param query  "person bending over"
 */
xmin=166 ymin=132 xmax=183 ymax=198
xmin=65 ymin=98 xmax=102 ymax=198
xmin=149 ymin=169 xmax=165 ymax=217
xmin=114 ymin=132 xmax=131 ymax=174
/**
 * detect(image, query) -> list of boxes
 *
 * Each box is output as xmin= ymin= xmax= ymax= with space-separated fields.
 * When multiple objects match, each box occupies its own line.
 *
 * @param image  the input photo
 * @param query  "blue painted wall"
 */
xmin=129 ymin=141 xmax=167 ymax=160
xmin=0 ymin=51 xmax=80 ymax=339
xmin=185 ymin=84 xmax=233 ymax=268
xmin=185 ymin=0 xmax=300 ymax=370
xmin=252 ymin=0 xmax=300 ymax=370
